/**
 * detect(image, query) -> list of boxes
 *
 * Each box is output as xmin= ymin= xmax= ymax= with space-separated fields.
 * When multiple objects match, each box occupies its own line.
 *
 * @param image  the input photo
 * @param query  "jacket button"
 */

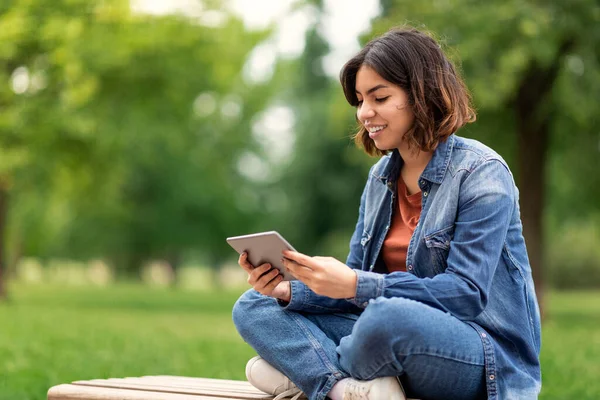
xmin=407 ymin=265 xmax=413 ymax=271
xmin=481 ymin=333 xmax=487 ymax=338
xmin=489 ymin=375 xmax=495 ymax=381
xmin=423 ymin=191 xmax=428 ymax=197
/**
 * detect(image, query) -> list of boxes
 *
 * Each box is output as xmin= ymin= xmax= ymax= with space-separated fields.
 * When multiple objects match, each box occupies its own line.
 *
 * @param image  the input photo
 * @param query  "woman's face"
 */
xmin=355 ymin=65 xmax=414 ymax=151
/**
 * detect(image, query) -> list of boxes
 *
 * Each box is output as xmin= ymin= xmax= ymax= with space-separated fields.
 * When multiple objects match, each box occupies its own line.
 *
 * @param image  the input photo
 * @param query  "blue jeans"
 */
xmin=233 ymin=289 xmax=486 ymax=400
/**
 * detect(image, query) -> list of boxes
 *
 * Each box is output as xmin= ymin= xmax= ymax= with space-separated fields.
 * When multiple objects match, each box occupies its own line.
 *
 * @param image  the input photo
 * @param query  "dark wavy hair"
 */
xmin=340 ymin=27 xmax=476 ymax=156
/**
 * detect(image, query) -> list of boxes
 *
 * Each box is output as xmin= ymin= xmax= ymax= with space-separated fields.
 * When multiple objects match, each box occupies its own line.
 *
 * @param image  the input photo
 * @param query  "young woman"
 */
xmin=233 ymin=27 xmax=541 ymax=400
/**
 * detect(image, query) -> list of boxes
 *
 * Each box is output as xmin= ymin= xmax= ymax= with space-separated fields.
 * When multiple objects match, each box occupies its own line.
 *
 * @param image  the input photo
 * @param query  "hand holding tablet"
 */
xmin=227 ymin=231 xmax=297 ymax=281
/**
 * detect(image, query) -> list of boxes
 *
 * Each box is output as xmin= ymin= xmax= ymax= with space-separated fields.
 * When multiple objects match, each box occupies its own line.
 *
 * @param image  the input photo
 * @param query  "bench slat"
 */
xmin=76 ymin=377 xmax=258 ymax=390
xmin=141 ymin=376 xmax=261 ymax=388
xmin=70 ymin=378 xmax=270 ymax=399
xmin=47 ymin=384 xmax=252 ymax=400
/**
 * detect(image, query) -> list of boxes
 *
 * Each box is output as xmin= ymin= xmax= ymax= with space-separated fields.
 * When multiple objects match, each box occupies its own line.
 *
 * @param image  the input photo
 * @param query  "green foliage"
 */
xmin=1 ymin=0 xmax=273 ymax=273
xmin=259 ymin=17 xmax=374 ymax=260
xmin=1 ymin=0 xmax=598 ymax=286
xmin=374 ymin=0 xmax=599 ymax=176
xmin=547 ymin=217 xmax=600 ymax=289
xmin=0 ymin=284 xmax=599 ymax=399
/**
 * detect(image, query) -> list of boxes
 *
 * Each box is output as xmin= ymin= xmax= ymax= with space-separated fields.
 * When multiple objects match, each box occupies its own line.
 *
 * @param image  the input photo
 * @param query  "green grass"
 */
xmin=0 ymin=284 xmax=598 ymax=400
xmin=540 ymin=291 xmax=600 ymax=399
xmin=0 ymin=283 xmax=255 ymax=400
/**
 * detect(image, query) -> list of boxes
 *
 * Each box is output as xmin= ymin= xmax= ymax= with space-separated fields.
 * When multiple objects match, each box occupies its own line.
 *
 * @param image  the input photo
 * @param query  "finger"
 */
xmin=283 ymin=257 xmax=311 ymax=272
xmin=258 ymin=269 xmax=283 ymax=291
xmin=263 ymin=273 xmax=284 ymax=295
xmin=283 ymin=258 xmax=313 ymax=280
xmin=282 ymin=251 xmax=318 ymax=270
xmin=284 ymin=263 xmax=311 ymax=287
xmin=238 ymin=252 xmax=254 ymax=273
xmin=248 ymin=263 xmax=273 ymax=285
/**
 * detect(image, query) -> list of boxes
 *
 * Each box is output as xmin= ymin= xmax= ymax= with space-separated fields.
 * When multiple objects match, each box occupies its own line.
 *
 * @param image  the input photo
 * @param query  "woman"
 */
xmin=233 ymin=27 xmax=541 ymax=400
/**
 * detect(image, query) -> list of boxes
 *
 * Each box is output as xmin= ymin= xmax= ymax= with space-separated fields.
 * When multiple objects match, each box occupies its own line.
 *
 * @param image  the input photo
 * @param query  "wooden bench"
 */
xmin=48 ymin=375 xmax=420 ymax=400
xmin=47 ymin=376 xmax=276 ymax=400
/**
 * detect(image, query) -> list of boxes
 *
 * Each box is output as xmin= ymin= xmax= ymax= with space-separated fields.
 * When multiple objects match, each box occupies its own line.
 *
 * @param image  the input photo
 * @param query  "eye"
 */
xmin=356 ymin=100 xmax=363 ymax=107
xmin=375 ymin=96 xmax=390 ymax=103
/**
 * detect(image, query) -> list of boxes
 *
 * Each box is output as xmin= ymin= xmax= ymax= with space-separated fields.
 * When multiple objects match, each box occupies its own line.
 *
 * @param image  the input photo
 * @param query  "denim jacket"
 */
xmin=282 ymin=134 xmax=542 ymax=399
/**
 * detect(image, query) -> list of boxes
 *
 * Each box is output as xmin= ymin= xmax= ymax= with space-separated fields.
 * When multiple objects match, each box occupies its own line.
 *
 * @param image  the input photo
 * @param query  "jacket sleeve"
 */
xmin=350 ymin=159 xmax=516 ymax=320
xmin=278 ymin=280 xmax=363 ymax=313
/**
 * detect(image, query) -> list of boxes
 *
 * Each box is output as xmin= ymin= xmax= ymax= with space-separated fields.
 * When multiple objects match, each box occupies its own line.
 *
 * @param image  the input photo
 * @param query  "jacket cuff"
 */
xmin=277 ymin=279 xmax=305 ymax=310
xmin=352 ymin=269 xmax=385 ymax=307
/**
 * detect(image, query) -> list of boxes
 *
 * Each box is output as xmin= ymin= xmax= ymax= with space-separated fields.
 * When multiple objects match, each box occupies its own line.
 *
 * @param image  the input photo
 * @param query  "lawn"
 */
xmin=0 ymin=283 xmax=598 ymax=400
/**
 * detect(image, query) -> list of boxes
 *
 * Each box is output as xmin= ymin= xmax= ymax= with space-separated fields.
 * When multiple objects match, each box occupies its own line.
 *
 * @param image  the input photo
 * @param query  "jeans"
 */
xmin=233 ymin=289 xmax=487 ymax=400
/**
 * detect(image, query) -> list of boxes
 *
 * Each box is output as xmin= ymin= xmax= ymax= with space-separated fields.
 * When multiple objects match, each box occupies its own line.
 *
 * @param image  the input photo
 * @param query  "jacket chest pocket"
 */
xmin=424 ymin=227 xmax=453 ymax=274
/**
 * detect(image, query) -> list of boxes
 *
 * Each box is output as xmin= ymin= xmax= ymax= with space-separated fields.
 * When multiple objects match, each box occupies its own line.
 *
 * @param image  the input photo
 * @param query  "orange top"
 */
xmin=382 ymin=177 xmax=422 ymax=273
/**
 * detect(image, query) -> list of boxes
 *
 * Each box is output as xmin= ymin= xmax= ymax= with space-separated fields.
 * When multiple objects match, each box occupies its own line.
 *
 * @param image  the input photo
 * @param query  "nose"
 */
xmin=357 ymin=101 xmax=376 ymax=123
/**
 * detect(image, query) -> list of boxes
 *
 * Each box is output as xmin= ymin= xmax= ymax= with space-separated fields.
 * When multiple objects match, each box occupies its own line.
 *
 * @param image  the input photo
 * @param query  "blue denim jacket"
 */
xmin=283 ymin=134 xmax=542 ymax=399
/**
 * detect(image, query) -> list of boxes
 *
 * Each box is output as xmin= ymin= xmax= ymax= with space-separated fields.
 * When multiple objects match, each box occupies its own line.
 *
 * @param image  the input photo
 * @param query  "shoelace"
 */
xmin=344 ymin=380 xmax=370 ymax=400
xmin=273 ymin=387 xmax=305 ymax=400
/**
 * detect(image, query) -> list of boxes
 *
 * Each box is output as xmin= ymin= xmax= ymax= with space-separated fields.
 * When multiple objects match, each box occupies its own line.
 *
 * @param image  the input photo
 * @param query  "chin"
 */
xmin=373 ymin=140 xmax=395 ymax=152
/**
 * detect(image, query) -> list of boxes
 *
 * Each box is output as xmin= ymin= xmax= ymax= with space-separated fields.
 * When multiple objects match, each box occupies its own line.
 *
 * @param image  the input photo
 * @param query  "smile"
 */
xmin=367 ymin=125 xmax=387 ymax=139
xmin=367 ymin=125 xmax=387 ymax=133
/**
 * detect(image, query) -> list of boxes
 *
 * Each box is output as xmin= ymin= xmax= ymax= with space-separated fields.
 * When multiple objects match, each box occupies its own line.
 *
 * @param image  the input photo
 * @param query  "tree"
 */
xmin=373 ymin=0 xmax=600 ymax=312
xmin=0 ymin=0 xmax=271 ymax=293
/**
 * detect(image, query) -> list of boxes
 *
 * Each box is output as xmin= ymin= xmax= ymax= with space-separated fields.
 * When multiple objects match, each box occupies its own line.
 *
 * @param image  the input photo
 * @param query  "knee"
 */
xmin=232 ymin=289 xmax=261 ymax=336
xmin=344 ymin=297 xmax=430 ymax=353
xmin=358 ymin=297 xmax=426 ymax=342
xmin=232 ymin=289 xmax=275 ymax=338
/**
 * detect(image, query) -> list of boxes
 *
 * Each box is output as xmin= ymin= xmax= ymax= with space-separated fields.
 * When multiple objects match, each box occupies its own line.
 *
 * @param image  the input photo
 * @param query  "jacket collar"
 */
xmin=372 ymin=134 xmax=455 ymax=185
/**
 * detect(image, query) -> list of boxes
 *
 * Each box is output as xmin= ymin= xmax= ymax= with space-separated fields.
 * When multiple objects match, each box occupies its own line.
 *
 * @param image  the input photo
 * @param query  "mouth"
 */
xmin=367 ymin=125 xmax=387 ymax=139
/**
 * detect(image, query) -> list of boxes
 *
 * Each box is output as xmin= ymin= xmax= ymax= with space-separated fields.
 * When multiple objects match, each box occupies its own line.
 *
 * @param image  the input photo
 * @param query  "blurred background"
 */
xmin=0 ymin=0 xmax=599 ymax=399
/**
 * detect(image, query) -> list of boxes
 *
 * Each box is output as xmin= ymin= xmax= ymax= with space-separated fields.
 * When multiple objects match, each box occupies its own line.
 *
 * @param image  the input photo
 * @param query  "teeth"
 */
xmin=368 ymin=126 xmax=386 ymax=133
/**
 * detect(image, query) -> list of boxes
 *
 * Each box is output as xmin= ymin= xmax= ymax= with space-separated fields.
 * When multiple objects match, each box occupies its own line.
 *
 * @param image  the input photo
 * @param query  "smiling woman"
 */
xmin=232 ymin=27 xmax=541 ymax=400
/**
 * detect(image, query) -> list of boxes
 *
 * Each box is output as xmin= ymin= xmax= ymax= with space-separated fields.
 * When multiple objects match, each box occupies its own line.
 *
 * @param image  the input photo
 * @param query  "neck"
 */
xmin=397 ymin=142 xmax=432 ymax=171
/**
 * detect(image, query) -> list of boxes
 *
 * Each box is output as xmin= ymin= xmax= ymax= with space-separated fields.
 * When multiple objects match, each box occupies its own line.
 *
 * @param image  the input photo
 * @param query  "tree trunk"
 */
xmin=517 ymin=119 xmax=549 ymax=316
xmin=514 ymin=38 xmax=575 ymax=317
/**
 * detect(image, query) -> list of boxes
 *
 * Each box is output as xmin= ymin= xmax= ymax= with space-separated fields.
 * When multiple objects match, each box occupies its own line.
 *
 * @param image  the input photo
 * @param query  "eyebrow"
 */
xmin=355 ymin=84 xmax=389 ymax=96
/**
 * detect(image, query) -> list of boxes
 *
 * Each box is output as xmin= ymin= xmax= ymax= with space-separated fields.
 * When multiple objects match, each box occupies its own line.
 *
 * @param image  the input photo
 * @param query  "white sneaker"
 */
xmin=343 ymin=376 xmax=407 ymax=400
xmin=246 ymin=356 xmax=306 ymax=400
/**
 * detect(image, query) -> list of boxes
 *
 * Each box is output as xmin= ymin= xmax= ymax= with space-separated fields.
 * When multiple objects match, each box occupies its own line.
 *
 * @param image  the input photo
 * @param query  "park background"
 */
xmin=0 ymin=0 xmax=599 ymax=399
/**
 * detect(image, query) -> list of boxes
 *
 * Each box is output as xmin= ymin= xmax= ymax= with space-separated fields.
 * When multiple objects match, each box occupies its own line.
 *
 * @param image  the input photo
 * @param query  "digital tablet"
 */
xmin=226 ymin=231 xmax=297 ymax=281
